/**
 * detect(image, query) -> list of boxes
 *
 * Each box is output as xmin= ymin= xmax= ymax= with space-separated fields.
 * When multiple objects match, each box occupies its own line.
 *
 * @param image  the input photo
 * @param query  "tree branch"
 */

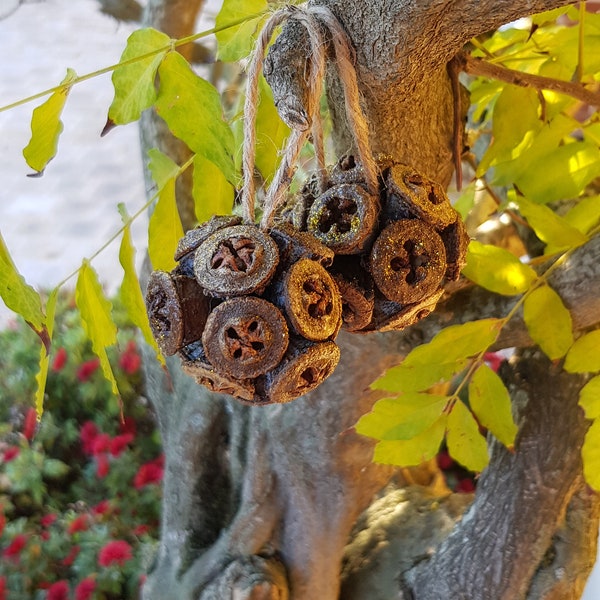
xmin=459 ymin=52 xmax=600 ymax=107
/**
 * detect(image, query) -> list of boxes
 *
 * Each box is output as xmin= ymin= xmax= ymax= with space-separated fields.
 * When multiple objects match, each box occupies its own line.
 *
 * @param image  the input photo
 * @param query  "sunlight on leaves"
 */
xmin=23 ymin=68 xmax=77 ymax=173
xmin=447 ymin=400 xmax=489 ymax=472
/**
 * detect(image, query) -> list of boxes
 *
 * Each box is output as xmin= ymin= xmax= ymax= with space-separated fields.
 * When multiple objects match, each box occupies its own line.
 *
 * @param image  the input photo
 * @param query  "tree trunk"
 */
xmin=141 ymin=1 xmax=600 ymax=599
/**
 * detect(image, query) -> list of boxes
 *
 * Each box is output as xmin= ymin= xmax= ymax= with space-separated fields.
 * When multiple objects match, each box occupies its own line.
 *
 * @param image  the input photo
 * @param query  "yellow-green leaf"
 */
xmin=192 ymin=154 xmax=234 ymax=222
xmin=0 ymin=230 xmax=45 ymax=331
xmin=108 ymin=28 xmax=171 ymax=125
xmin=215 ymin=0 xmax=268 ymax=62
xmin=516 ymin=196 xmax=587 ymax=253
xmin=579 ymin=376 xmax=600 ymax=420
xmin=155 ymin=52 xmax=237 ymax=185
xmin=562 ymin=195 xmax=600 ymax=237
xmin=523 ymin=284 xmax=573 ymax=359
xmin=564 ymin=330 xmax=600 ymax=373
xmin=75 ymin=261 xmax=119 ymax=397
xmin=462 ymin=240 xmax=537 ymax=296
xmin=469 ymin=363 xmax=518 ymax=448
xmin=148 ymin=179 xmax=183 ymax=271
xmin=118 ymin=206 xmax=164 ymax=365
xmin=356 ymin=393 xmax=448 ymax=441
xmin=34 ymin=288 xmax=58 ymax=419
xmin=372 ymin=415 xmax=447 ymax=466
xmin=447 ymin=400 xmax=489 ymax=472
xmin=582 ymin=418 xmax=600 ymax=491
xmin=147 ymin=148 xmax=179 ymax=191
xmin=23 ymin=68 xmax=77 ymax=173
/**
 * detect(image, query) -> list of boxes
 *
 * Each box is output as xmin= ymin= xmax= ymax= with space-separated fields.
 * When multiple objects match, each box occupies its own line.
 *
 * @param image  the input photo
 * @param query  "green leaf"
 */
xmin=579 ymin=376 xmax=600 ymax=420
xmin=0 ymin=230 xmax=45 ymax=331
xmin=462 ymin=240 xmax=537 ymax=296
xmin=23 ymin=68 xmax=77 ymax=173
xmin=108 ymin=28 xmax=171 ymax=125
xmin=192 ymin=154 xmax=234 ymax=222
xmin=75 ymin=261 xmax=119 ymax=397
xmin=118 ymin=206 xmax=164 ymax=365
xmin=469 ymin=364 xmax=518 ymax=448
xmin=215 ymin=0 xmax=268 ymax=62
xmin=564 ymin=330 xmax=600 ymax=373
xmin=373 ymin=319 xmax=501 ymax=393
xmin=147 ymin=148 xmax=179 ymax=191
xmin=447 ymin=400 xmax=489 ymax=472
xmin=516 ymin=196 xmax=587 ymax=253
xmin=523 ymin=284 xmax=573 ymax=360
xmin=42 ymin=458 xmax=70 ymax=480
xmin=34 ymin=288 xmax=58 ymax=419
xmin=562 ymin=195 xmax=600 ymax=236
xmin=356 ymin=393 xmax=448 ymax=441
xmin=582 ymin=418 xmax=600 ymax=491
xmin=155 ymin=52 xmax=237 ymax=185
xmin=148 ymin=179 xmax=184 ymax=271
xmin=372 ymin=416 xmax=447 ymax=466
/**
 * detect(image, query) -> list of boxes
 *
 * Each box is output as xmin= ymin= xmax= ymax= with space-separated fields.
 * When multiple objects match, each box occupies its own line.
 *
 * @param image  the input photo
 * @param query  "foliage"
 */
xmin=0 ymin=296 xmax=162 ymax=599
xmin=0 ymin=1 xmax=600 ymax=494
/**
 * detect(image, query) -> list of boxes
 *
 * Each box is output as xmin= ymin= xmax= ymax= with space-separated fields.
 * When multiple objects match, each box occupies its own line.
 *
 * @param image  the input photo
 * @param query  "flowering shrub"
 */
xmin=0 ymin=295 xmax=162 ymax=599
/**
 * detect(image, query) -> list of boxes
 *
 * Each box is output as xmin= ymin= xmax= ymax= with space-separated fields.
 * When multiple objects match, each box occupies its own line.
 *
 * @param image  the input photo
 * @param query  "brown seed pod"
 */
xmin=329 ymin=153 xmax=393 ymax=187
xmin=331 ymin=273 xmax=374 ymax=332
xmin=440 ymin=217 xmax=470 ymax=281
xmin=369 ymin=219 xmax=446 ymax=304
xmin=194 ymin=225 xmax=279 ymax=297
xmin=269 ymin=221 xmax=335 ymax=268
xmin=256 ymin=337 xmax=341 ymax=404
xmin=146 ymin=271 xmax=210 ymax=356
xmin=384 ymin=165 xmax=457 ymax=231
xmin=179 ymin=341 xmax=256 ymax=403
xmin=273 ymin=258 xmax=342 ymax=341
xmin=174 ymin=215 xmax=242 ymax=277
xmin=202 ymin=296 xmax=289 ymax=379
xmin=307 ymin=184 xmax=380 ymax=255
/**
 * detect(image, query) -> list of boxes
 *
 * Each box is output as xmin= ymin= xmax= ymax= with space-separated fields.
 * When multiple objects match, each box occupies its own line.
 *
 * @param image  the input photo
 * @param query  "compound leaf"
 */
xmin=447 ymin=400 xmax=489 ymax=472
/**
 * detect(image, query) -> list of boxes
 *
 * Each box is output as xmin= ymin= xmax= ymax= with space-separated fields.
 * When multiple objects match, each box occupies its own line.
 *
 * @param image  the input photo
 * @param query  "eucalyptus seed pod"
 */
xmin=384 ymin=165 xmax=457 ymax=231
xmin=271 ymin=258 xmax=342 ymax=341
xmin=331 ymin=273 xmax=374 ymax=332
xmin=329 ymin=153 xmax=393 ymax=187
xmin=369 ymin=219 xmax=446 ymax=304
xmin=269 ymin=221 xmax=334 ymax=268
xmin=440 ymin=217 xmax=470 ymax=281
xmin=202 ymin=296 xmax=289 ymax=379
xmin=194 ymin=225 xmax=279 ymax=297
xmin=307 ymin=184 xmax=380 ymax=254
xmin=146 ymin=271 xmax=210 ymax=356
xmin=179 ymin=341 xmax=256 ymax=403
xmin=174 ymin=215 xmax=242 ymax=277
xmin=256 ymin=337 xmax=341 ymax=404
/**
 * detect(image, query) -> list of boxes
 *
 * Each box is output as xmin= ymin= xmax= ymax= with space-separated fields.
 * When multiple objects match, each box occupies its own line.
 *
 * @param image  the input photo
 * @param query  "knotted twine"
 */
xmin=239 ymin=3 xmax=379 ymax=230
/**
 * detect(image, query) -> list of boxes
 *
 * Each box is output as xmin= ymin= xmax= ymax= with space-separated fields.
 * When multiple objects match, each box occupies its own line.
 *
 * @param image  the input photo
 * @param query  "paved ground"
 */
xmin=1 ymin=1 xmax=599 ymax=596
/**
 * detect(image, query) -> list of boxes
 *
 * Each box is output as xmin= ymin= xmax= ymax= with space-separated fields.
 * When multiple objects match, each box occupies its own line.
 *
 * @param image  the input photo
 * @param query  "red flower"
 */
xmin=96 ymin=453 xmax=110 ymax=478
xmin=119 ymin=341 xmax=141 ymax=375
xmin=91 ymin=433 xmax=111 ymax=456
xmin=3 ymin=534 xmax=27 ymax=561
xmin=484 ymin=351 xmax=503 ymax=373
xmin=62 ymin=545 xmax=80 ymax=566
xmin=68 ymin=515 xmax=89 ymax=535
xmin=436 ymin=450 xmax=454 ymax=471
xmin=133 ymin=524 xmax=150 ymax=536
xmin=46 ymin=580 xmax=69 ymax=600
xmin=456 ymin=478 xmax=476 ymax=493
xmin=0 ymin=509 xmax=5 ymax=537
xmin=0 ymin=575 xmax=6 ymax=600
xmin=134 ymin=461 xmax=164 ymax=489
xmin=80 ymin=421 xmax=98 ymax=455
xmin=23 ymin=407 xmax=38 ymax=441
xmin=75 ymin=578 xmax=96 ymax=600
xmin=3 ymin=446 xmax=20 ymax=462
xmin=119 ymin=416 xmax=137 ymax=437
xmin=77 ymin=358 xmax=100 ymax=382
xmin=51 ymin=347 xmax=68 ymax=372
xmin=98 ymin=540 xmax=133 ymax=567
xmin=109 ymin=433 xmax=134 ymax=457
xmin=92 ymin=500 xmax=110 ymax=516
xmin=41 ymin=513 xmax=57 ymax=528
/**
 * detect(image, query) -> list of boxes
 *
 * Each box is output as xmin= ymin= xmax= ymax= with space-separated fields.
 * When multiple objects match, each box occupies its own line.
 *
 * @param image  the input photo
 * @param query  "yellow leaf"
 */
xmin=148 ymin=179 xmax=184 ymax=271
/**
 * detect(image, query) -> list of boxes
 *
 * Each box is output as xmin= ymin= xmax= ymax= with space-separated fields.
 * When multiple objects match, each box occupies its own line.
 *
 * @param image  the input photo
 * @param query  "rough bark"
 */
xmin=141 ymin=1 xmax=600 ymax=599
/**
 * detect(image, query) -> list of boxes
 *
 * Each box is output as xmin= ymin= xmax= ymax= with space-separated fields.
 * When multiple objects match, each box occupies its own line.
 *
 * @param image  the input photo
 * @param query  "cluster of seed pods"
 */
xmin=284 ymin=155 xmax=469 ymax=333
xmin=145 ymin=157 xmax=469 ymax=405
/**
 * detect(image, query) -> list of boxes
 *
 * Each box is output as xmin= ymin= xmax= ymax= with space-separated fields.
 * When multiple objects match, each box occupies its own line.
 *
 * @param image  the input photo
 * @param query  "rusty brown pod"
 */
xmin=369 ymin=219 xmax=446 ymax=304
xmin=307 ymin=184 xmax=380 ymax=255
xmin=194 ymin=224 xmax=279 ymax=297
xmin=202 ymin=296 xmax=289 ymax=380
xmin=273 ymin=258 xmax=343 ymax=341
xmin=269 ymin=221 xmax=334 ymax=268
xmin=146 ymin=271 xmax=210 ymax=356
xmin=440 ymin=217 xmax=470 ymax=281
xmin=331 ymin=273 xmax=374 ymax=332
xmin=256 ymin=337 xmax=341 ymax=404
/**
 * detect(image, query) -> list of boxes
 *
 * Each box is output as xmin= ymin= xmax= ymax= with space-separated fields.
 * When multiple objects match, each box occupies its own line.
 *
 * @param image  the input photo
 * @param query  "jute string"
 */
xmin=239 ymin=4 xmax=378 ymax=230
